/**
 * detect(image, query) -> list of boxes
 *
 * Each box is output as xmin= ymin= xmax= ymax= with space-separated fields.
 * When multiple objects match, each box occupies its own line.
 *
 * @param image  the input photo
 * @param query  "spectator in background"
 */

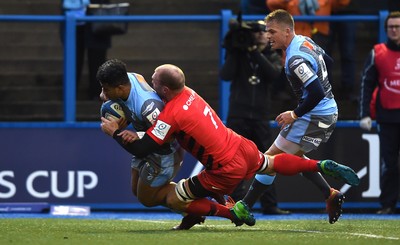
xmin=326 ymin=0 xmax=357 ymax=101
xmin=220 ymin=20 xmax=290 ymax=215
xmin=61 ymin=0 xmax=111 ymax=100
xmin=359 ymin=11 xmax=400 ymax=215
xmin=241 ymin=0 xmax=291 ymax=100
xmin=267 ymin=0 xmax=350 ymax=51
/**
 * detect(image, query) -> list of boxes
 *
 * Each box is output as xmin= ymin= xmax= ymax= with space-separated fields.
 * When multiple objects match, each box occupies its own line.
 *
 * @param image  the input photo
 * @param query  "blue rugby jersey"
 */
xmin=285 ymin=35 xmax=337 ymax=116
xmin=124 ymin=73 xmax=165 ymax=131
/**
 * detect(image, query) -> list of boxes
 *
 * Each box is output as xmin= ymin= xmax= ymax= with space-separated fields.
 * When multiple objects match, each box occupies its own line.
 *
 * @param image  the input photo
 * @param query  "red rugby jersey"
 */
xmin=146 ymin=87 xmax=241 ymax=168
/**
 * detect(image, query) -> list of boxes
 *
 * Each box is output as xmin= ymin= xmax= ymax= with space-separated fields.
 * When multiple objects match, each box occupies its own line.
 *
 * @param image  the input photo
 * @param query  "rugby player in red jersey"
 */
xmin=101 ymin=64 xmax=359 ymax=229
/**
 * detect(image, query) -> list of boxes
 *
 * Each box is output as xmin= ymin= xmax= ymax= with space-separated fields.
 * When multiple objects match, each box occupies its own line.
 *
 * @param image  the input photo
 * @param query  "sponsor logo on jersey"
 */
xmin=302 ymin=135 xmax=322 ymax=147
xmin=183 ymin=92 xmax=196 ymax=110
xmin=151 ymin=120 xmax=171 ymax=140
xmin=294 ymin=63 xmax=314 ymax=83
xmin=290 ymin=58 xmax=304 ymax=67
xmin=143 ymin=101 xmax=155 ymax=115
xmin=384 ymin=79 xmax=400 ymax=93
xmin=146 ymin=108 xmax=160 ymax=125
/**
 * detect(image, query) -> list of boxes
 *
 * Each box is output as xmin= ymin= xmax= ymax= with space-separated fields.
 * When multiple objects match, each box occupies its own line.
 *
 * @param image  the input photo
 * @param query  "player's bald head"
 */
xmin=155 ymin=64 xmax=185 ymax=90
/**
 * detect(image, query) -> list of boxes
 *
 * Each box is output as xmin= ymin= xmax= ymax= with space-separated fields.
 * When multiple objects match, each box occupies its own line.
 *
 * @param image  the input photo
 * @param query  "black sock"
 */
xmin=242 ymin=179 xmax=270 ymax=208
xmin=301 ymin=172 xmax=331 ymax=199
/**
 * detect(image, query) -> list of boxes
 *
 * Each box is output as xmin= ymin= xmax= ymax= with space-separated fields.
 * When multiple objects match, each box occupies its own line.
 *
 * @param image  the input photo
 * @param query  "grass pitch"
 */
xmin=2 ymin=218 xmax=400 ymax=245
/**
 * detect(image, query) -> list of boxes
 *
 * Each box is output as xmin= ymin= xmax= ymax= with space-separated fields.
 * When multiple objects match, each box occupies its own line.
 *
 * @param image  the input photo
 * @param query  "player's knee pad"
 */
xmin=255 ymin=174 xmax=276 ymax=185
xmin=175 ymin=179 xmax=196 ymax=203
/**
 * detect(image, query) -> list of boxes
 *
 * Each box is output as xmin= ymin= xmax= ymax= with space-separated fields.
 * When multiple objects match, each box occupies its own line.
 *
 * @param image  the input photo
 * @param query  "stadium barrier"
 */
xmin=0 ymin=10 xmax=389 ymax=123
xmin=0 ymin=11 xmax=392 ymax=211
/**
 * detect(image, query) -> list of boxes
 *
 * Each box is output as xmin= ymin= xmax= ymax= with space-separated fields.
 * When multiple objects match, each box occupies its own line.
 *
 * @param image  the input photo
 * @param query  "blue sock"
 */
xmin=255 ymin=174 xmax=276 ymax=185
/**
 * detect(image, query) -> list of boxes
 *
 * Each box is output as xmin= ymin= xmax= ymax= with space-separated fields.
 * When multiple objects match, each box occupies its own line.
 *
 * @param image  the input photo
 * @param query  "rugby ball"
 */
xmin=100 ymin=100 xmax=126 ymax=120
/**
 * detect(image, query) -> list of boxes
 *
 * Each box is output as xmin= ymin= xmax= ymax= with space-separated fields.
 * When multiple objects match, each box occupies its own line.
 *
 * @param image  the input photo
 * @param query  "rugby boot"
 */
xmin=318 ymin=160 xmax=360 ymax=186
xmin=326 ymin=188 xmax=345 ymax=224
xmin=224 ymin=195 xmax=236 ymax=208
xmin=230 ymin=200 xmax=256 ymax=226
xmin=172 ymin=214 xmax=205 ymax=230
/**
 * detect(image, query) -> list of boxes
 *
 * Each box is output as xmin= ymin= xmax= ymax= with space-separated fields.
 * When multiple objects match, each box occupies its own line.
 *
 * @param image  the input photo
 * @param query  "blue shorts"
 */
xmin=131 ymin=140 xmax=182 ymax=187
xmin=279 ymin=113 xmax=338 ymax=153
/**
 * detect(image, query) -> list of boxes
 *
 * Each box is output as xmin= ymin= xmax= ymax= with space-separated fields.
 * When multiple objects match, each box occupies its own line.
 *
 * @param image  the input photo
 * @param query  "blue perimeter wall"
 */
xmin=0 ymin=121 xmax=390 ymax=211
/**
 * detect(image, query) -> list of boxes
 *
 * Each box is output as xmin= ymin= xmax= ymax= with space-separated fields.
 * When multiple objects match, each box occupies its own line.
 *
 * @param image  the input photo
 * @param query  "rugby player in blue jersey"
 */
xmin=238 ymin=9 xmax=346 ymax=224
xmin=97 ymin=59 xmax=184 ymax=209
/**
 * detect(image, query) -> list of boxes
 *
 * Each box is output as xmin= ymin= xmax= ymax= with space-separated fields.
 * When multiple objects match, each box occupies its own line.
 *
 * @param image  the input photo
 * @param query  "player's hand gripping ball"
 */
xmin=100 ymin=100 xmax=126 ymax=120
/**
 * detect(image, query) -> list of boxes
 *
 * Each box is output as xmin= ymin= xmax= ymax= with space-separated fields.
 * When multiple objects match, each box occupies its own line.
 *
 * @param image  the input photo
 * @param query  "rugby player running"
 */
xmin=241 ymin=9 xmax=347 ymax=224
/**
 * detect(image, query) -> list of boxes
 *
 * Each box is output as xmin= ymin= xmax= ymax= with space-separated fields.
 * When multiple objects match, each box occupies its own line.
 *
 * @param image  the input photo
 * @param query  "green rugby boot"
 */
xmin=318 ymin=160 xmax=360 ymax=186
xmin=230 ymin=200 xmax=256 ymax=226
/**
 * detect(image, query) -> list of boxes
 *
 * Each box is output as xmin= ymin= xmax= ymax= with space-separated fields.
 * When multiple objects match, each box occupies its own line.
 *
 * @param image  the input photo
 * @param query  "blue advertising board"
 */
xmin=0 ymin=126 xmax=382 ymax=209
xmin=1 ymin=128 xmax=132 ymax=204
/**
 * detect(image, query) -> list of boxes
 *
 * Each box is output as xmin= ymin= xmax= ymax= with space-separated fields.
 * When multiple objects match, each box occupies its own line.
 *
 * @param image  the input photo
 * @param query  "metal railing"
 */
xmin=0 ymin=10 xmax=389 ymax=128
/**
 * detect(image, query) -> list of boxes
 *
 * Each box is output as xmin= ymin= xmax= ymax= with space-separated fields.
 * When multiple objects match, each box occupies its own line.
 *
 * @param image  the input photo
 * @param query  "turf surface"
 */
xmin=2 ymin=213 xmax=400 ymax=245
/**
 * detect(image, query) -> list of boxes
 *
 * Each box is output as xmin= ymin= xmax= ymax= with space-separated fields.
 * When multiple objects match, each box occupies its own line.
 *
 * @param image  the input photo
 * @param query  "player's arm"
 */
xmin=287 ymin=56 xmax=325 ymax=117
xmin=275 ymin=76 xmax=324 ymax=128
xmin=293 ymin=78 xmax=325 ymax=117
xmin=113 ymin=129 xmax=161 ymax=158
xmin=101 ymin=117 xmax=163 ymax=158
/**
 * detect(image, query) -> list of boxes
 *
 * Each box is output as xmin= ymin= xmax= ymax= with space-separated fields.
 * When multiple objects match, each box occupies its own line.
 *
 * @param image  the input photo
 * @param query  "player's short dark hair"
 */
xmin=96 ymin=59 xmax=130 ymax=87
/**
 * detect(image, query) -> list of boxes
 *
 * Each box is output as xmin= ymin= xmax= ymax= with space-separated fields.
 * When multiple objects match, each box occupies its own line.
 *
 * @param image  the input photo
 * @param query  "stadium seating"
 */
xmin=0 ymin=0 xmax=387 ymax=121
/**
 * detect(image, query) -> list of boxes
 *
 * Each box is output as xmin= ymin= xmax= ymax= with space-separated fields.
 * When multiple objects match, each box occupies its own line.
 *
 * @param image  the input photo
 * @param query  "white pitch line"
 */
xmin=120 ymin=219 xmax=171 ymax=223
xmin=345 ymin=232 xmax=399 ymax=240
xmin=286 ymin=229 xmax=399 ymax=240
xmin=201 ymin=224 xmax=262 ymax=229
xmin=118 ymin=221 xmax=400 ymax=240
